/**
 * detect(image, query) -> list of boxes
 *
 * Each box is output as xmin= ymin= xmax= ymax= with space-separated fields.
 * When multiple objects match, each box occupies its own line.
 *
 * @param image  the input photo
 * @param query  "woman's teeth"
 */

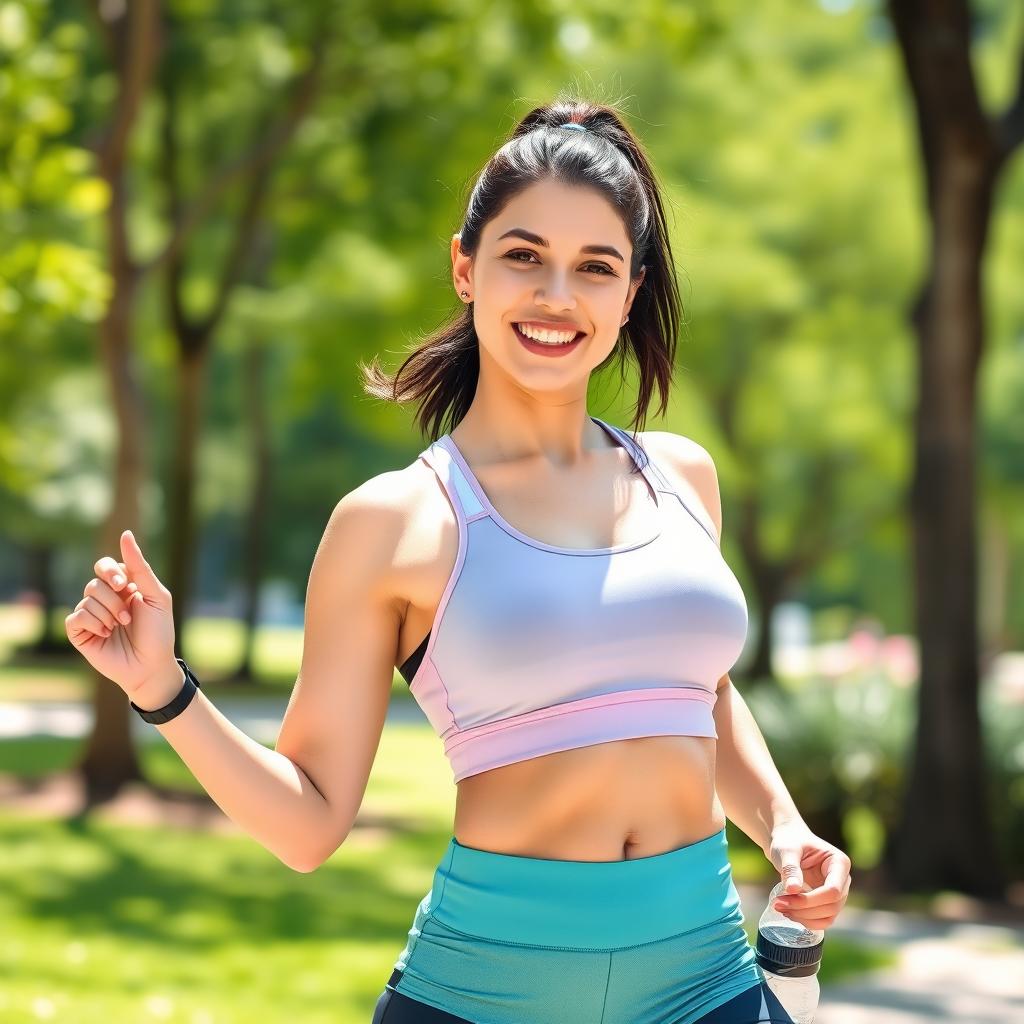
xmin=515 ymin=323 xmax=580 ymax=345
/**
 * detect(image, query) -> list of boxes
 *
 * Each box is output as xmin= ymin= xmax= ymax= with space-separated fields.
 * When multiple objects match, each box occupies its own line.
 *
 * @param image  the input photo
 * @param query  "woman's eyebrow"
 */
xmin=496 ymin=227 xmax=624 ymax=262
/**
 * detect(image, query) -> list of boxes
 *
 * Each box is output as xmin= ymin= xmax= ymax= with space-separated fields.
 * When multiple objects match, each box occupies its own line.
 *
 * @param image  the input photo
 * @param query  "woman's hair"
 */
xmin=360 ymin=95 xmax=682 ymax=469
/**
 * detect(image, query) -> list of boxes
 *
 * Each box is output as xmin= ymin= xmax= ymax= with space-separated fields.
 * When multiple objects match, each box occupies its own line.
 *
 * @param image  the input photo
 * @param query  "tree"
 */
xmin=74 ymin=0 xmax=329 ymax=798
xmin=881 ymin=0 xmax=1023 ymax=898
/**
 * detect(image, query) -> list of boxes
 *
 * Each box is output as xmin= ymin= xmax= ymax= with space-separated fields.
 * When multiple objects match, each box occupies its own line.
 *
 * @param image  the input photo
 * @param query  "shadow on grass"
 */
xmin=1 ymin=807 xmax=452 ymax=948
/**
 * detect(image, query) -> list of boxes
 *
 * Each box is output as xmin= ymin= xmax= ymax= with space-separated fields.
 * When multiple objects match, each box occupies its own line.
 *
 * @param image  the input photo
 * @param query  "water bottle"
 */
xmin=754 ymin=880 xmax=825 ymax=1024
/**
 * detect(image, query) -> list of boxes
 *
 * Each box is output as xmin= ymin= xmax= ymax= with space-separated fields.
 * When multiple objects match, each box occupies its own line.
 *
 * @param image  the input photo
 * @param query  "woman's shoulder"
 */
xmin=638 ymin=430 xmax=723 ymax=547
xmin=346 ymin=451 xmax=458 ymax=596
xmin=639 ymin=429 xmax=714 ymax=468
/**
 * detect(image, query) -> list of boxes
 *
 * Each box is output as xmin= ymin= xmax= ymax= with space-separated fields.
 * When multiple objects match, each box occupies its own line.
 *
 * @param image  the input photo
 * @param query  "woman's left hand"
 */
xmin=765 ymin=818 xmax=853 ymax=931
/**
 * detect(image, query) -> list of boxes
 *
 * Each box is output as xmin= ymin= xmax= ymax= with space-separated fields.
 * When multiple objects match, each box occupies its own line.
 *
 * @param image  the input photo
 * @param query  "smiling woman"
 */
xmin=359 ymin=97 xmax=681 ymax=445
xmin=345 ymin=94 xmax=816 ymax=1023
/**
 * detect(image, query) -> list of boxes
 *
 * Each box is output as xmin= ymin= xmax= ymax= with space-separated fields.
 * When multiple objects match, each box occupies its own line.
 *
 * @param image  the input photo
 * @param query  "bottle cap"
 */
xmin=755 ymin=928 xmax=825 ymax=978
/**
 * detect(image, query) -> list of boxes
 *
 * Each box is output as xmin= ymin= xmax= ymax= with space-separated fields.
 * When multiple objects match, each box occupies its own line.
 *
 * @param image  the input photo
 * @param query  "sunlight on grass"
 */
xmin=0 ymin=811 xmax=448 ymax=1023
xmin=0 ymin=721 xmax=458 ymax=1023
xmin=2 ymin=605 xmax=905 ymax=1018
xmin=1 ymin=721 xmax=897 ymax=1020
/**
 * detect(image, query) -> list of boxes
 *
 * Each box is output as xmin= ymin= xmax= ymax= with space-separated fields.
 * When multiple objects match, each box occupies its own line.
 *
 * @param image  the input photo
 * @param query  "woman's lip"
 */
xmin=513 ymin=322 xmax=585 ymax=352
xmin=514 ymin=321 xmax=584 ymax=334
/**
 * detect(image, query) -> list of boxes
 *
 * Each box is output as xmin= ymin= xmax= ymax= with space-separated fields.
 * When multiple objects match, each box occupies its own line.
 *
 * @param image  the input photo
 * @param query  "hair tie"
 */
xmin=558 ymin=122 xmax=588 ymax=133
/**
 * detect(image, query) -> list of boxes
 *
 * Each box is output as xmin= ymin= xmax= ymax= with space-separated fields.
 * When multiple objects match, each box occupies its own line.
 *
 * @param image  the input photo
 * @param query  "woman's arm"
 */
xmin=712 ymin=674 xmax=803 ymax=853
xmin=126 ymin=474 xmax=407 ymax=873
xmin=136 ymin=663 xmax=338 ymax=872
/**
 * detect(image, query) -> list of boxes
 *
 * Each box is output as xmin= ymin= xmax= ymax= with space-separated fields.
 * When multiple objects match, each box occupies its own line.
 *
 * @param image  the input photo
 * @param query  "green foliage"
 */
xmin=745 ymin=671 xmax=1024 ymax=875
xmin=1 ymin=0 xmax=1022 ymax=639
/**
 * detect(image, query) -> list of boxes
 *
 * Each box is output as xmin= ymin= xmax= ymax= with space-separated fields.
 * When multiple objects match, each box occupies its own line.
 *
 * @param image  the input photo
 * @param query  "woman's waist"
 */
xmin=453 ymin=734 xmax=721 ymax=861
xmin=428 ymin=812 xmax=740 ymax=949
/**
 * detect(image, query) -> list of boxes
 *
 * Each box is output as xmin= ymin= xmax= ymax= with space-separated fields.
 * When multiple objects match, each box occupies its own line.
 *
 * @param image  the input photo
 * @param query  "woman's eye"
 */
xmin=504 ymin=250 xmax=538 ymax=265
xmin=502 ymin=250 xmax=615 ymax=276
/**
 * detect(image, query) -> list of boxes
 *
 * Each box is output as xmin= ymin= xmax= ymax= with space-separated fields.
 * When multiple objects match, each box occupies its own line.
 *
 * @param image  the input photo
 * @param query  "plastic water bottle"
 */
xmin=754 ymin=880 xmax=825 ymax=1024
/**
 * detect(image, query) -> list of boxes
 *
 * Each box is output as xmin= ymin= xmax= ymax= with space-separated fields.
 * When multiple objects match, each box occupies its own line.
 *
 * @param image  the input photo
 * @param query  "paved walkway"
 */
xmin=733 ymin=882 xmax=1024 ymax=1023
xmin=0 ymin=695 xmax=426 ymax=745
xmin=3 ymin=696 xmax=1023 ymax=1021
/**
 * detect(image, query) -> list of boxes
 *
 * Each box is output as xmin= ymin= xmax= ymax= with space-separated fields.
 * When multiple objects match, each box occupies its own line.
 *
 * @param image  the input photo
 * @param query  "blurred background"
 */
xmin=1 ymin=0 xmax=1022 ymax=1021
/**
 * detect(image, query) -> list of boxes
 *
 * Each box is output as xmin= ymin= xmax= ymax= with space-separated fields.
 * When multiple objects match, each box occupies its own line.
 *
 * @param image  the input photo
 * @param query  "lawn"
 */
xmin=0 ymin=729 xmax=895 ymax=1024
xmin=0 ymin=604 xmax=896 ymax=1021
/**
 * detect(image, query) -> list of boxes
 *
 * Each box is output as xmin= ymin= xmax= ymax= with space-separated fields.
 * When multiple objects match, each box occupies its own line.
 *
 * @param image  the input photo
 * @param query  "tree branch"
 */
xmin=143 ymin=20 xmax=330 ymax=285
xmin=90 ymin=0 xmax=162 ymax=180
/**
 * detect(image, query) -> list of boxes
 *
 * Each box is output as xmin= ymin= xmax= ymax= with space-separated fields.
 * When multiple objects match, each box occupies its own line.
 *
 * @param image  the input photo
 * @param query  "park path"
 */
xmin=0 ymin=694 xmax=424 ymax=745
xmin=733 ymin=881 xmax=1024 ymax=1023
xmin=3 ymin=696 xmax=1023 ymax=1022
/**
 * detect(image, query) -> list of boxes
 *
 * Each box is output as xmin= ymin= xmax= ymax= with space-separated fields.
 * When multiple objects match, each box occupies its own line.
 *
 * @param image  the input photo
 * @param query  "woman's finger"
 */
xmin=83 ymin=579 xmax=133 ymax=625
xmin=93 ymin=554 xmax=127 ymax=588
xmin=83 ymin=594 xmax=119 ymax=632
xmin=76 ymin=604 xmax=112 ymax=637
xmin=785 ymin=907 xmax=838 ymax=927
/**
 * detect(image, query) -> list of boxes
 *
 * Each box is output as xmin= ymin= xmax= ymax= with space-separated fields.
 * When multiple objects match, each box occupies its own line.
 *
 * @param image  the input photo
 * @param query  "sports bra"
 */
xmin=398 ymin=416 xmax=748 ymax=783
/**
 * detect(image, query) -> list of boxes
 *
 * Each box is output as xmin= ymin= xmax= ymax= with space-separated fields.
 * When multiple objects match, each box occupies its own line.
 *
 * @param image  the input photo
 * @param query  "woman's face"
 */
xmin=451 ymin=178 xmax=645 ymax=389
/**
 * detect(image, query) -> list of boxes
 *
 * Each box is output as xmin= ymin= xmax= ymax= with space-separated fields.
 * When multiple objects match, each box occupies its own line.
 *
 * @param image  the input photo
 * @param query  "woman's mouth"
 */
xmin=513 ymin=322 xmax=586 ymax=357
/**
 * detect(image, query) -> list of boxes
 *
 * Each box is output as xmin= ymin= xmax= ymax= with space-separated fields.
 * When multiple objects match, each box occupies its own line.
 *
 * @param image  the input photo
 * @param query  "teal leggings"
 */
xmin=373 ymin=827 xmax=792 ymax=1024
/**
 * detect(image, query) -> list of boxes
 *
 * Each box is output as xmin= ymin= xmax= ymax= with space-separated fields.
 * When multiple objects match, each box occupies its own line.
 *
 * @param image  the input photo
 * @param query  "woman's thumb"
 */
xmin=780 ymin=857 xmax=804 ymax=893
xmin=120 ymin=529 xmax=164 ymax=594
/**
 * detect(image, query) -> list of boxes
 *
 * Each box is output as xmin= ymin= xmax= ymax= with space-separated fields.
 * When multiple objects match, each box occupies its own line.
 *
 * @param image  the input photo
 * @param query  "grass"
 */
xmin=1 ymin=807 xmax=453 ymax=1023
xmin=1 ymin=732 xmax=896 ymax=1023
xmin=0 ymin=725 xmax=456 ymax=1024
xmin=1 ymin=605 xmax=898 ymax=1020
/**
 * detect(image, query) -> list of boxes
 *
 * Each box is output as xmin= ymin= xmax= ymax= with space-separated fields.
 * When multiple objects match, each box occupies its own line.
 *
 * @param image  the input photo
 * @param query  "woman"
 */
xmin=66 ymin=99 xmax=852 ymax=1023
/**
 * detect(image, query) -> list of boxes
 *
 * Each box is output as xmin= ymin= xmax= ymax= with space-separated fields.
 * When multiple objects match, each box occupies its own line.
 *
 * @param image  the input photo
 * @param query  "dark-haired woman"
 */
xmin=354 ymin=102 xmax=853 ymax=1023
xmin=70 ymin=98 xmax=851 ymax=1024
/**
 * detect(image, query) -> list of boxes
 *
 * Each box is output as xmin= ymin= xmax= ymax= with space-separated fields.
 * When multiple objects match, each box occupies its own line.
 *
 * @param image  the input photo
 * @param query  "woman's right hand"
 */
xmin=64 ymin=529 xmax=177 ymax=700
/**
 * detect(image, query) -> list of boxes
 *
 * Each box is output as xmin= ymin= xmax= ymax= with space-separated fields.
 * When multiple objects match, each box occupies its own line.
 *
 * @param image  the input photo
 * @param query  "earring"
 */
xmin=461 ymin=290 xmax=470 ymax=299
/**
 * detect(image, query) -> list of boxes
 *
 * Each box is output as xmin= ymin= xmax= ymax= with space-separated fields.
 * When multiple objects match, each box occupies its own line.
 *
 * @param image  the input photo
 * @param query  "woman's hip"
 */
xmin=374 ymin=827 xmax=784 ymax=1024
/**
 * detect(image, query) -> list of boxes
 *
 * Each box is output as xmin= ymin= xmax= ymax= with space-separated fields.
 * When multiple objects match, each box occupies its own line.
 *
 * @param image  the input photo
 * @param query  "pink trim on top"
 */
xmin=443 ymin=686 xmax=719 ymax=783
xmin=443 ymin=685 xmax=715 ymax=750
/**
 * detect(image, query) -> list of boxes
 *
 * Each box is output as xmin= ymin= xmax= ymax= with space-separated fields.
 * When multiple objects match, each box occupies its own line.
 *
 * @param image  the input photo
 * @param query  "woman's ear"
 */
xmin=623 ymin=263 xmax=646 ymax=318
xmin=451 ymin=233 xmax=473 ymax=301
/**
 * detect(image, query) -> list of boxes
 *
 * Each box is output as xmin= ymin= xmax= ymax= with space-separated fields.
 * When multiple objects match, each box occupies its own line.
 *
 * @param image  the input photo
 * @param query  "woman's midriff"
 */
xmin=452 ymin=735 xmax=726 ymax=862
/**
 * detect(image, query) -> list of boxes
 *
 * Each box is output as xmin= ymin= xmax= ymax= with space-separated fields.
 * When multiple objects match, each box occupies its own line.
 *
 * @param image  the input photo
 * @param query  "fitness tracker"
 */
xmin=129 ymin=657 xmax=201 ymax=724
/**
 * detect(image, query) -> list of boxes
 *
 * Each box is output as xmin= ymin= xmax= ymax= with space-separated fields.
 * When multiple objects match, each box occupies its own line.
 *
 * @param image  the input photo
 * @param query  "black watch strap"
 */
xmin=129 ymin=657 xmax=201 ymax=724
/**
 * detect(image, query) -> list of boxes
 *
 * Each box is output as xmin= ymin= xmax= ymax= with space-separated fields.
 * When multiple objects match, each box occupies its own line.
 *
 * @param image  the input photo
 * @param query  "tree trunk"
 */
xmin=743 ymin=562 xmax=787 ymax=685
xmin=75 ymin=0 xmax=162 ymax=800
xmin=230 ymin=227 xmax=275 ymax=684
xmin=881 ymin=0 xmax=1019 ymax=899
xmin=76 ymin=268 xmax=149 ymax=797
xmin=167 ymin=346 xmax=210 ymax=648
xmin=26 ymin=544 xmax=62 ymax=655
xmin=230 ymin=338 xmax=273 ymax=683
xmin=884 ymin=159 xmax=1004 ymax=896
